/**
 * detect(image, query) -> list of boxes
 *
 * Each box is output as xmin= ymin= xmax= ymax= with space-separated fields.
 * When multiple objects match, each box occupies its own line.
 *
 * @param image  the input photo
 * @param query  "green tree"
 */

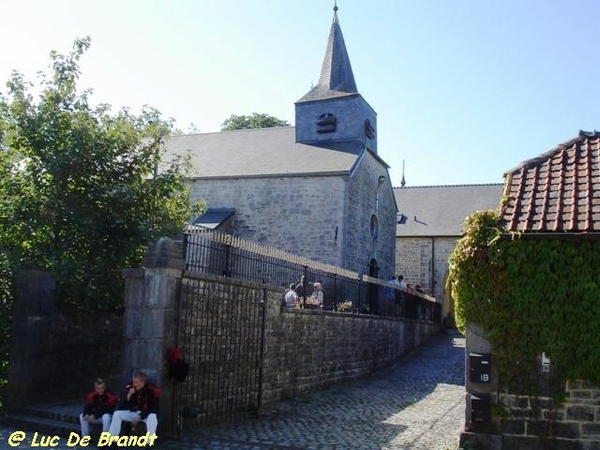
xmin=0 ymin=36 xmax=201 ymax=312
xmin=220 ymin=112 xmax=289 ymax=131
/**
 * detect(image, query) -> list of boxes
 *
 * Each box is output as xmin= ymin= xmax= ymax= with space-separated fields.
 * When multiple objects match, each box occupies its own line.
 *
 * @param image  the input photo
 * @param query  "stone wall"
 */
xmin=7 ymin=271 xmax=123 ymax=412
xmin=187 ymin=164 xmax=397 ymax=281
xmin=187 ymin=176 xmax=346 ymax=268
xmin=294 ymin=94 xmax=378 ymax=152
xmin=461 ymin=323 xmax=600 ymax=449
xmin=494 ymin=383 xmax=600 ymax=449
xmin=345 ymin=151 xmax=396 ymax=280
xmin=262 ymin=289 xmax=437 ymax=403
xmin=121 ymin=240 xmax=441 ymax=436
xmin=395 ymin=236 xmax=458 ymax=318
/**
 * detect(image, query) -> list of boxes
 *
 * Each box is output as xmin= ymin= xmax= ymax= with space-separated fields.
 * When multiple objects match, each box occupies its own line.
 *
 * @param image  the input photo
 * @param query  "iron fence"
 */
xmin=181 ymin=227 xmax=440 ymax=322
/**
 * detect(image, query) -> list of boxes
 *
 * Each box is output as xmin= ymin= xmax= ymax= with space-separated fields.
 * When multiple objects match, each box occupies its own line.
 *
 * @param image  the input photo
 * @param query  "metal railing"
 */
xmin=182 ymin=227 xmax=440 ymax=322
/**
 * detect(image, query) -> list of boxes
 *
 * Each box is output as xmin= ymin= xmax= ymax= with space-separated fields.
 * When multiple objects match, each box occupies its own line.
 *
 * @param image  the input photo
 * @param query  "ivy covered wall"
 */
xmin=449 ymin=210 xmax=600 ymax=385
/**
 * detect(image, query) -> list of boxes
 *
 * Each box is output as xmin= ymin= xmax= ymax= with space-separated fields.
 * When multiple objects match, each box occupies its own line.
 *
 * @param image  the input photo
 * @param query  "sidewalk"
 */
xmin=0 ymin=330 xmax=466 ymax=449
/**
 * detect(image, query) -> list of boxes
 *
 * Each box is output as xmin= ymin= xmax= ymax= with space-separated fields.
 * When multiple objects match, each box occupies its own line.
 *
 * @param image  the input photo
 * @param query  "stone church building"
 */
xmin=162 ymin=7 xmax=397 ymax=279
xmin=394 ymin=183 xmax=504 ymax=321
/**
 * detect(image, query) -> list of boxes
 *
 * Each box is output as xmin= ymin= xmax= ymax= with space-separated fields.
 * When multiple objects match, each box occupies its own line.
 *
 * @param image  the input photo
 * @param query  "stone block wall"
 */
xmin=188 ymin=176 xmax=346 ymax=268
xmin=493 ymin=382 xmax=600 ymax=449
xmin=461 ymin=323 xmax=600 ymax=449
xmin=262 ymin=294 xmax=437 ymax=403
xmin=396 ymin=236 xmax=458 ymax=300
xmin=345 ymin=151 xmax=396 ymax=279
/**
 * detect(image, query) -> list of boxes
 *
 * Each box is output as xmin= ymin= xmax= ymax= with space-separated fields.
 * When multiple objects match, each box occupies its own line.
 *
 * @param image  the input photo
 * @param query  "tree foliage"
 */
xmin=0 ymin=36 xmax=201 ymax=312
xmin=220 ymin=112 xmax=289 ymax=131
xmin=448 ymin=210 xmax=600 ymax=387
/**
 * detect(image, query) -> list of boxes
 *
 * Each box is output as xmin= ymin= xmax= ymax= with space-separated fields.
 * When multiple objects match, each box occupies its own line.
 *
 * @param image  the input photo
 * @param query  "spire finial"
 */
xmin=401 ymin=160 xmax=406 ymax=188
xmin=333 ymin=0 xmax=338 ymax=12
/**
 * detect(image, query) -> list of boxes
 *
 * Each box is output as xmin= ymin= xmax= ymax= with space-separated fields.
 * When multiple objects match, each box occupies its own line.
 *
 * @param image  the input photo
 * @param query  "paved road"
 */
xmin=0 ymin=330 xmax=466 ymax=450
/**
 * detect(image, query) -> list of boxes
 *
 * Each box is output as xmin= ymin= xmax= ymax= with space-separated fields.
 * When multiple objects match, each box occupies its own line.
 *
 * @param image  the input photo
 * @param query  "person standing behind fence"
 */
xmin=296 ymin=275 xmax=310 ymax=309
xmin=284 ymin=283 xmax=298 ymax=307
xmin=79 ymin=378 xmax=118 ymax=437
xmin=396 ymin=275 xmax=407 ymax=317
xmin=309 ymin=282 xmax=323 ymax=309
xmin=398 ymin=275 xmax=407 ymax=291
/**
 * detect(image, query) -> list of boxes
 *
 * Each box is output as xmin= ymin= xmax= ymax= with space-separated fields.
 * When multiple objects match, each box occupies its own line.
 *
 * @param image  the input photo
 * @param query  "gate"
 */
xmin=174 ymin=274 xmax=266 ymax=429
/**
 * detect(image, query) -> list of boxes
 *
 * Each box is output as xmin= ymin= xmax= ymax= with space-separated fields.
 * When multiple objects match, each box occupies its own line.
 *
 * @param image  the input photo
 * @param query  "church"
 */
xmin=161 ymin=6 xmax=397 ymax=279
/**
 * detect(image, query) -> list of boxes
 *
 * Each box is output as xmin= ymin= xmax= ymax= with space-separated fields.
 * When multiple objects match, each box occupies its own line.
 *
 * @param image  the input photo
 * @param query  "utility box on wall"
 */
xmin=469 ymin=352 xmax=491 ymax=383
xmin=467 ymin=393 xmax=491 ymax=424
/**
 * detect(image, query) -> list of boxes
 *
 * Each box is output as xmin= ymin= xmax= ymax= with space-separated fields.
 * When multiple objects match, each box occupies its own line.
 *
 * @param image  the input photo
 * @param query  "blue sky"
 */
xmin=1 ymin=0 xmax=599 ymax=188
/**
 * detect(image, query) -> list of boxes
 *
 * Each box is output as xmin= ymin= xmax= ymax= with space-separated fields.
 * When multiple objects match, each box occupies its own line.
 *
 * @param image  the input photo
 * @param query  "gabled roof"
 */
xmin=160 ymin=126 xmax=360 ymax=179
xmin=500 ymin=130 xmax=600 ymax=234
xmin=297 ymin=8 xmax=358 ymax=103
xmin=395 ymin=184 xmax=504 ymax=237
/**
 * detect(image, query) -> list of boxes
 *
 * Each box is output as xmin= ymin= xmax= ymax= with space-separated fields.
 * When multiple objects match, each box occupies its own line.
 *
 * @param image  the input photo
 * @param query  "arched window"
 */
xmin=370 ymin=214 xmax=379 ymax=242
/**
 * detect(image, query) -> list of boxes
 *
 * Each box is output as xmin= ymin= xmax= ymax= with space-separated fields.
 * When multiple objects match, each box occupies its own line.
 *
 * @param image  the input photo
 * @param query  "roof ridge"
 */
xmin=504 ymin=130 xmax=600 ymax=175
xmin=170 ymin=126 xmax=295 ymax=138
xmin=393 ymin=183 xmax=504 ymax=189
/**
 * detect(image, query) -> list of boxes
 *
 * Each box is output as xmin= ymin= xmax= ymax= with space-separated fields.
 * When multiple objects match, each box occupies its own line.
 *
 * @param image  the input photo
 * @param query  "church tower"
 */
xmin=295 ymin=5 xmax=377 ymax=154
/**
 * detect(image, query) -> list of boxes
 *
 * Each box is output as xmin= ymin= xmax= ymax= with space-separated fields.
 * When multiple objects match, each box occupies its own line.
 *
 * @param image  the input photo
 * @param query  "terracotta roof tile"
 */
xmin=500 ymin=130 xmax=600 ymax=234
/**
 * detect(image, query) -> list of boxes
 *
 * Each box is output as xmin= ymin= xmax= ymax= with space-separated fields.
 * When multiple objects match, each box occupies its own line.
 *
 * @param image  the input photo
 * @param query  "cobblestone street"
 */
xmin=0 ymin=330 xmax=465 ymax=450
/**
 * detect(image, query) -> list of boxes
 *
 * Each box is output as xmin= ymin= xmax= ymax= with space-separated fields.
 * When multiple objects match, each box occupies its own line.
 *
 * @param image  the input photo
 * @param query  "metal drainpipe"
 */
xmin=431 ymin=238 xmax=435 ymax=298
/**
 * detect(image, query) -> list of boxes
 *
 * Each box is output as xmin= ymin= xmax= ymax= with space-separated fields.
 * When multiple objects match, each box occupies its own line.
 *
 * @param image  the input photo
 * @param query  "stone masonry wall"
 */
xmin=188 ymin=176 xmax=345 ymax=268
xmin=396 ymin=236 xmax=458 ymax=300
xmin=119 ymin=239 xmax=439 ymax=435
xmin=295 ymin=95 xmax=378 ymax=152
xmin=495 ymin=382 xmax=600 ymax=449
xmin=345 ymin=152 xmax=396 ymax=279
xmin=461 ymin=323 xmax=600 ymax=449
xmin=262 ymin=291 xmax=439 ymax=403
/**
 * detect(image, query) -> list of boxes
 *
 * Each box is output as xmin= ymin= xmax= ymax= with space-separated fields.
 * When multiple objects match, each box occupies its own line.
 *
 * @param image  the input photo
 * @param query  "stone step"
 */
xmin=4 ymin=413 xmax=80 ymax=438
xmin=24 ymin=401 xmax=81 ymax=425
xmin=3 ymin=400 xmax=82 ymax=438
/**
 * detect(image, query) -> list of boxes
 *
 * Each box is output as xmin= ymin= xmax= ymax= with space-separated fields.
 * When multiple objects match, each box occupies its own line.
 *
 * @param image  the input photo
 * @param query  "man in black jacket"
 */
xmin=79 ymin=378 xmax=118 ymax=436
xmin=107 ymin=371 xmax=159 ymax=437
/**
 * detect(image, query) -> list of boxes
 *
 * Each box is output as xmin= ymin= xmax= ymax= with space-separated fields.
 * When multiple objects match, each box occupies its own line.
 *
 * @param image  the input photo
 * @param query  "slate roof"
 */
xmin=296 ymin=9 xmax=358 ymax=103
xmin=395 ymin=184 xmax=504 ymax=237
xmin=500 ymin=130 xmax=600 ymax=234
xmin=192 ymin=208 xmax=235 ymax=230
xmin=160 ymin=126 xmax=360 ymax=179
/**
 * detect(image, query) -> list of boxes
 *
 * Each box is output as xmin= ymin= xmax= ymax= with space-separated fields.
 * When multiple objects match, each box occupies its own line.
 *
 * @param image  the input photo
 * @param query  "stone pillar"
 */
xmin=121 ymin=237 xmax=185 ymax=438
xmin=7 ymin=270 xmax=56 ymax=412
xmin=459 ymin=322 xmax=501 ymax=449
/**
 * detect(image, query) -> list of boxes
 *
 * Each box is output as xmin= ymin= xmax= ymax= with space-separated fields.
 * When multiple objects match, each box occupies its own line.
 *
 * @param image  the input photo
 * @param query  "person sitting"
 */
xmin=284 ymin=283 xmax=298 ymax=307
xmin=108 ymin=371 xmax=159 ymax=437
xmin=80 ymin=378 xmax=118 ymax=437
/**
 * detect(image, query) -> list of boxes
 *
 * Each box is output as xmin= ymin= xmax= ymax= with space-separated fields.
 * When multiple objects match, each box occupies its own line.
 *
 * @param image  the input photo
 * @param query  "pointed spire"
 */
xmin=401 ymin=160 xmax=406 ymax=188
xmin=297 ymin=5 xmax=358 ymax=102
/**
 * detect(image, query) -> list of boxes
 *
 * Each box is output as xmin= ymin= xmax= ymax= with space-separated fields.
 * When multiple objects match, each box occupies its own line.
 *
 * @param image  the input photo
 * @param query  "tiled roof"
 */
xmin=500 ymin=130 xmax=600 ymax=234
xmin=395 ymin=184 xmax=504 ymax=237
